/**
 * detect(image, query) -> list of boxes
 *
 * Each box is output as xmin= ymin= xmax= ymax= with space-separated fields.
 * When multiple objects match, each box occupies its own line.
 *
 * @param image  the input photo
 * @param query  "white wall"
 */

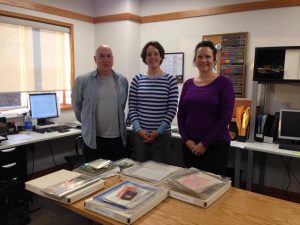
xmin=94 ymin=0 xmax=140 ymax=15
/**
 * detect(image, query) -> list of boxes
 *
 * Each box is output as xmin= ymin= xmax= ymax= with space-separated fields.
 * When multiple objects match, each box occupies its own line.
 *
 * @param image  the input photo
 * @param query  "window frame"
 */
xmin=0 ymin=10 xmax=75 ymax=111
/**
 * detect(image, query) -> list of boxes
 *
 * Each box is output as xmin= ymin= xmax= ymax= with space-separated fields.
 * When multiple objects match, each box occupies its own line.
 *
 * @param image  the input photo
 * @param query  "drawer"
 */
xmin=0 ymin=160 xmax=26 ymax=181
xmin=0 ymin=146 xmax=26 ymax=165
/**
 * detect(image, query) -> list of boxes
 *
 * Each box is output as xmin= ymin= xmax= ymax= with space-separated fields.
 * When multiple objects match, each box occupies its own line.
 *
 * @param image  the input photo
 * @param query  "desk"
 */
xmin=62 ymin=175 xmax=300 ymax=225
xmin=0 ymin=129 xmax=81 ymax=150
xmin=0 ymin=129 xmax=81 ymax=181
xmin=245 ymin=142 xmax=300 ymax=191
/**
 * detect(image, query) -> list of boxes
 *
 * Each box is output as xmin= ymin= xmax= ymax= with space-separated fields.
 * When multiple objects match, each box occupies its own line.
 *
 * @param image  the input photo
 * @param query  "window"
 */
xmin=0 ymin=11 xmax=74 ymax=110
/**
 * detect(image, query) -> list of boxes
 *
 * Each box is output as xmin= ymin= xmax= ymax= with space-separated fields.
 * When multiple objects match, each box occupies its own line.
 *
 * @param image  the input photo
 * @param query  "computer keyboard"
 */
xmin=278 ymin=142 xmax=300 ymax=151
xmin=35 ymin=125 xmax=71 ymax=133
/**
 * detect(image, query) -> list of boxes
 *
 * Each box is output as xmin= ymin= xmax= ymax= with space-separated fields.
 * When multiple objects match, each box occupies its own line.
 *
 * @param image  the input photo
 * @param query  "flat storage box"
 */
xmin=25 ymin=169 xmax=105 ymax=204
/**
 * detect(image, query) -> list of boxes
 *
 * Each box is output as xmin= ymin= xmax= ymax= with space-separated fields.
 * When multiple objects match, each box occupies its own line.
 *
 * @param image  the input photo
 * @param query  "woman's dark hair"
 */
xmin=193 ymin=40 xmax=217 ymax=63
xmin=141 ymin=41 xmax=165 ymax=65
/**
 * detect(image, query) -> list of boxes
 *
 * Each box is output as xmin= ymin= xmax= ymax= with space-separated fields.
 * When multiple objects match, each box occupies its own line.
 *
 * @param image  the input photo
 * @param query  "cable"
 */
xmin=280 ymin=156 xmax=292 ymax=200
xmin=31 ymin=144 xmax=35 ymax=175
xmin=48 ymin=141 xmax=57 ymax=167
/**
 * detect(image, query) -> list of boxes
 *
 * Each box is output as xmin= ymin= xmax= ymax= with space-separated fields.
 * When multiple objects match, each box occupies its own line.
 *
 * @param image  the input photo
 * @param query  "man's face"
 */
xmin=94 ymin=46 xmax=113 ymax=72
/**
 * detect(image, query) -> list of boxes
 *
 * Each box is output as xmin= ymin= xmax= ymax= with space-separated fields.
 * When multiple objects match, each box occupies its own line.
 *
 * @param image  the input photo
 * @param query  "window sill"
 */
xmin=60 ymin=104 xmax=73 ymax=111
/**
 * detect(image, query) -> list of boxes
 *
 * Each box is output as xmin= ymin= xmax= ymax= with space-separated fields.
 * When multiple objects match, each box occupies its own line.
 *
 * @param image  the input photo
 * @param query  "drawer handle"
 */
xmin=2 ymin=162 xmax=17 ymax=168
xmin=1 ymin=148 xmax=16 ymax=153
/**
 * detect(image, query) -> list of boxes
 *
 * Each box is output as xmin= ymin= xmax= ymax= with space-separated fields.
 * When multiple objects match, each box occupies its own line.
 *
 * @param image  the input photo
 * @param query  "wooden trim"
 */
xmin=0 ymin=9 xmax=73 ymax=27
xmin=94 ymin=13 xmax=141 ymax=23
xmin=141 ymin=0 xmax=300 ymax=23
xmin=69 ymin=24 xmax=75 ymax=90
xmin=2 ymin=0 xmax=300 ymax=24
xmin=0 ymin=0 xmax=94 ymax=23
xmin=60 ymin=103 xmax=73 ymax=111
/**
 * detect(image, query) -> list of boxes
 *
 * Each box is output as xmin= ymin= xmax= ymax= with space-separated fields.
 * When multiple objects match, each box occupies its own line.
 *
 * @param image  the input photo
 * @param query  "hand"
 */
xmin=193 ymin=142 xmax=207 ymax=156
xmin=185 ymin=140 xmax=197 ymax=151
xmin=145 ymin=130 xmax=160 ymax=143
xmin=137 ymin=129 xmax=152 ymax=142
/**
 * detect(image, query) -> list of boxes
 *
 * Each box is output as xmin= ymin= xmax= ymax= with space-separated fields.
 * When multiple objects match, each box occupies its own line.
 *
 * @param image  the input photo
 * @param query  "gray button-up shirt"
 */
xmin=71 ymin=70 xmax=128 ymax=149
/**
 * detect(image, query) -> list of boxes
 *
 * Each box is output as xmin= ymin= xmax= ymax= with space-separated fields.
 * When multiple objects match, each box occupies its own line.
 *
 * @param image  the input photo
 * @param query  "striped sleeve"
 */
xmin=128 ymin=74 xmax=142 ymax=132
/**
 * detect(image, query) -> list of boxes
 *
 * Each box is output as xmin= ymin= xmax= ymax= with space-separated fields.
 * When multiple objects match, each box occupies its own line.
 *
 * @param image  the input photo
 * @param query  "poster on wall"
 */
xmin=161 ymin=52 xmax=184 ymax=83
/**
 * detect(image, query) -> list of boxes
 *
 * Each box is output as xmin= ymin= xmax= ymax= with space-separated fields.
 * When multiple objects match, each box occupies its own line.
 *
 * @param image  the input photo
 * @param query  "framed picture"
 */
xmin=161 ymin=52 xmax=184 ymax=83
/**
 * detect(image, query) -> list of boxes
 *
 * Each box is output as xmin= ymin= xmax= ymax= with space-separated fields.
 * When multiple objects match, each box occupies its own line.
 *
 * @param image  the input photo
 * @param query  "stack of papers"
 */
xmin=85 ymin=180 xmax=168 ymax=224
xmin=112 ymin=158 xmax=138 ymax=170
xmin=121 ymin=160 xmax=183 ymax=185
xmin=25 ymin=170 xmax=105 ymax=204
xmin=74 ymin=158 xmax=120 ymax=178
xmin=85 ymin=158 xmax=112 ymax=170
xmin=42 ymin=174 xmax=101 ymax=198
xmin=166 ymin=168 xmax=231 ymax=208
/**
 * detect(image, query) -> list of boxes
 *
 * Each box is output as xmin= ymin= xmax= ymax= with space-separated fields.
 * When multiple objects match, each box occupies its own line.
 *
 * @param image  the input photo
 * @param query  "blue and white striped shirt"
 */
xmin=129 ymin=73 xmax=178 ymax=134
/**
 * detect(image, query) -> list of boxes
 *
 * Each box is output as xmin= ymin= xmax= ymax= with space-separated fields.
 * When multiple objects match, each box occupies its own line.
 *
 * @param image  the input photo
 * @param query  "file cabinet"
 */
xmin=0 ymin=146 xmax=27 ymax=182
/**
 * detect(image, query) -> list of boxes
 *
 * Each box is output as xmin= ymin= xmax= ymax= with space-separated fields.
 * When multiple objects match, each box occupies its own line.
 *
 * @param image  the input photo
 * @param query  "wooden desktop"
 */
xmin=62 ymin=175 xmax=300 ymax=225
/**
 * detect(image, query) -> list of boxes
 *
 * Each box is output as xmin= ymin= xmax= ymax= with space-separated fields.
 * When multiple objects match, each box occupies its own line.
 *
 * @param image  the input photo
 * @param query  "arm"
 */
xmin=177 ymin=80 xmax=190 ymax=143
xmin=201 ymin=78 xmax=235 ymax=148
xmin=128 ymin=75 xmax=142 ymax=133
xmin=71 ymin=76 xmax=83 ymax=122
xmin=122 ymin=76 xmax=129 ymax=111
xmin=128 ymin=75 xmax=152 ymax=141
xmin=156 ymin=75 xmax=179 ymax=134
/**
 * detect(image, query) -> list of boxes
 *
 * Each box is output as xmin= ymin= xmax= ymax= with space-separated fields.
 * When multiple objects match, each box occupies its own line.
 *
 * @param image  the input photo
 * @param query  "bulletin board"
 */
xmin=161 ymin=52 xmax=184 ymax=83
xmin=203 ymin=32 xmax=248 ymax=97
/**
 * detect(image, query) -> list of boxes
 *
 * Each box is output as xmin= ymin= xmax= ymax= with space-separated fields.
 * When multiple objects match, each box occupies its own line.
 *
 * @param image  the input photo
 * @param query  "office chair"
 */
xmin=64 ymin=136 xmax=85 ymax=170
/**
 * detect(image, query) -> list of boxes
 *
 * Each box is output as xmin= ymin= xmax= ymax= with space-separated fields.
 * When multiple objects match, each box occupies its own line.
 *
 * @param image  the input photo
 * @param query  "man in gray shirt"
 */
xmin=71 ymin=45 xmax=128 ymax=162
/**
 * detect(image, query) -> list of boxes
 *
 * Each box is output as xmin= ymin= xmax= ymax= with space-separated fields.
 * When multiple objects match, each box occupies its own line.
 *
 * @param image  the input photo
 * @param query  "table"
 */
xmin=62 ymin=175 xmax=300 ymax=225
xmin=244 ymin=142 xmax=300 ymax=191
xmin=0 ymin=128 xmax=81 ymax=150
xmin=0 ymin=128 xmax=81 ymax=181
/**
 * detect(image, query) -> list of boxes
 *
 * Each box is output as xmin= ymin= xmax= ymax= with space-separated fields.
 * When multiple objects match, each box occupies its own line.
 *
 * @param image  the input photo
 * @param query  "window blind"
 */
xmin=0 ymin=16 xmax=71 ymax=93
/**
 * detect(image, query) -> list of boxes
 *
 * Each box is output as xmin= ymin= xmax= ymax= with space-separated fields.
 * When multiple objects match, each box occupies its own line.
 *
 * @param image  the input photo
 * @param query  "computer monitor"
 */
xmin=29 ymin=93 xmax=59 ymax=126
xmin=278 ymin=109 xmax=300 ymax=141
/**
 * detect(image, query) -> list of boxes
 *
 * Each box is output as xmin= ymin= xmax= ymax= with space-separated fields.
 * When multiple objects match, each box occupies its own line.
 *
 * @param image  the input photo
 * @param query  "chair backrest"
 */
xmin=74 ymin=136 xmax=83 ymax=155
xmin=64 ymin=136 xmax=85 ymax=170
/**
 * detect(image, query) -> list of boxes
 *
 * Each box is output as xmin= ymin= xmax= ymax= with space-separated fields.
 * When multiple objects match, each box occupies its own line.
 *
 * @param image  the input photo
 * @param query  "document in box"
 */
xmin=130 ymin=167 xmax=169 ymax=182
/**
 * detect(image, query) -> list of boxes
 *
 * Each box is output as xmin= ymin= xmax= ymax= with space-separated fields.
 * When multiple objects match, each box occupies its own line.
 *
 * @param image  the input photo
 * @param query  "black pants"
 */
xmin=182 ymin=140 xmax=230 ymax=176
xmin=83 ymin=136 xmax=126 ymax=162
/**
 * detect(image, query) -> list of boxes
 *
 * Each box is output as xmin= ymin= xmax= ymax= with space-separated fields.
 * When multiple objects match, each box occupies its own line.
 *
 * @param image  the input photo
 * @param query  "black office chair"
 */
xmin=64 ymin=136 xmax=85 ymax=170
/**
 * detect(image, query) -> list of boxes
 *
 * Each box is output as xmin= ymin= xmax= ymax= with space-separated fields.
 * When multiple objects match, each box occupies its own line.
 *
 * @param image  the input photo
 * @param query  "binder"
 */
xmin=84 ymin=180 xmax=168 ymax=224
xmin=25 ymin=169 xmax=105 ymax=204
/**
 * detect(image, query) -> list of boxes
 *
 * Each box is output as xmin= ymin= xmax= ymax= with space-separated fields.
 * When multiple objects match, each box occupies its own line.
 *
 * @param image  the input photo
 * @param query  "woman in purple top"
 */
xmin=177 ymin=41 xmax=235 ymax=176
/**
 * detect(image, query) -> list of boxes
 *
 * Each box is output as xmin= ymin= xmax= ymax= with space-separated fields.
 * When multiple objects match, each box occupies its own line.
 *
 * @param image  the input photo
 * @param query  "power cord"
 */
xmin=30 ymin=144 xmax=35 ymax=175
xmin=48 ymin=141 xmax=57 ymax=167
xmin=280 ymin=156 xmax=300 ymax=200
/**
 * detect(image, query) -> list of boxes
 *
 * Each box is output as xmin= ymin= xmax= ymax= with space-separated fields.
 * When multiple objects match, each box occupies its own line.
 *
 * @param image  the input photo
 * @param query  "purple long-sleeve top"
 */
xmin=177 ymin=76 xmax=235 ymax=148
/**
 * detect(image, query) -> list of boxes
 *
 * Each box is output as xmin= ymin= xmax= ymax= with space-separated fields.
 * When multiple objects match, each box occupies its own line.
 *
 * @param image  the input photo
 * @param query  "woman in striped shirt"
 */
xmin=129 ymin=41 xmax=179 ymax=163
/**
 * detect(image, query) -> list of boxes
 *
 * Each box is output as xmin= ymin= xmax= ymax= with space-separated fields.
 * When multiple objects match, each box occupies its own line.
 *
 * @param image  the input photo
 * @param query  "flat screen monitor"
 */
xmin=278 ymin=109 xmax=300 ymax=141
xmin=29 ymin=93 xmax=59 ymax=125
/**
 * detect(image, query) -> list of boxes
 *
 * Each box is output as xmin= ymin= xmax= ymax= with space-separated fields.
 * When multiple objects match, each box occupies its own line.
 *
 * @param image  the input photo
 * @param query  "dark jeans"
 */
xmin=182 ymin=139 xmax=230 ymax=176
xmin=83 ymin=136 xmax=126 ymax=162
